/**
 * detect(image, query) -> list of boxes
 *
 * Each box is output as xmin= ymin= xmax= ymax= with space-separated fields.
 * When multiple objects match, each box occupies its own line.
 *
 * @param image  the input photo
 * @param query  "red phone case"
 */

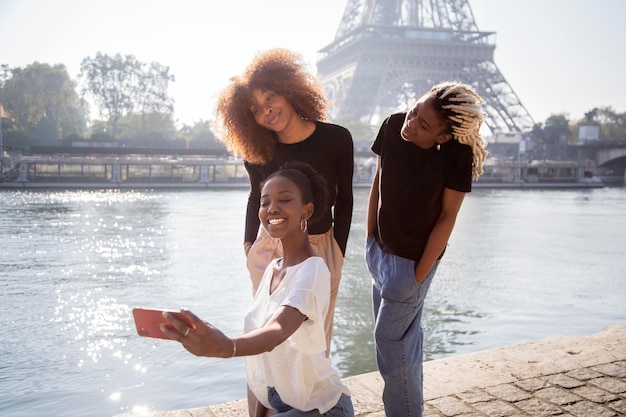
xmin=132 ymin=307 xmax=191 ymax=340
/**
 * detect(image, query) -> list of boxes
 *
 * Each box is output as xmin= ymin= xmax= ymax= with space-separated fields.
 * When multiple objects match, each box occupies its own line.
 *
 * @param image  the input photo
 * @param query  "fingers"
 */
xmin=158 ymin=310 xmax=231 ymax=358
xmin=159 ymin=322 xmax=181 ymax=340
xmin=180 ymin=308 xmax=203 ymax=327
xmin=161 ymin=309 xmax=197 ymax=339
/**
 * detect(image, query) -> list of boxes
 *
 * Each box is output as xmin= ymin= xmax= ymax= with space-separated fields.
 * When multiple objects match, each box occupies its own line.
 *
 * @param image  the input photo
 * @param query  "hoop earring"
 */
xmin=300 ymin=218 xmax=308 ymax=233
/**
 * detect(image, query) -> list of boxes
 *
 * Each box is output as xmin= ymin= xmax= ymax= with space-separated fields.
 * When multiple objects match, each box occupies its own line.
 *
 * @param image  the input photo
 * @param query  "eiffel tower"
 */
xmin=316 ymin=0 xmax=535 ymax=134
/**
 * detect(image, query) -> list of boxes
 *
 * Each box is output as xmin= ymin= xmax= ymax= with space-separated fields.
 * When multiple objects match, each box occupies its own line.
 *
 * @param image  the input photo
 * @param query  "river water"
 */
xmin=1 ymin=186 xmax=625 ymax=417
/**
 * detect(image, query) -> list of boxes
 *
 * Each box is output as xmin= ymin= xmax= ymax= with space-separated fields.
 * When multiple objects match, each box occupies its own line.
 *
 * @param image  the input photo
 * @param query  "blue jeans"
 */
xmin=365 ymin=236 xmax=438 ymax=417
xmin=267 ymin=387 xmax=354 ymax=417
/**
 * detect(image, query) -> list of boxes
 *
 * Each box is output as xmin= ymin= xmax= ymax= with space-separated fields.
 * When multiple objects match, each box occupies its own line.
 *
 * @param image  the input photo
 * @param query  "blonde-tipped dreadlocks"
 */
xmin=430 ymin=82 xmax=489 ymax=180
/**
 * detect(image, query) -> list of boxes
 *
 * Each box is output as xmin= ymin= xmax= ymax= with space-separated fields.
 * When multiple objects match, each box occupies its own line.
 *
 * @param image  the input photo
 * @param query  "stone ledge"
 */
xmin=139 ymin=324 xmax=626 ymax=417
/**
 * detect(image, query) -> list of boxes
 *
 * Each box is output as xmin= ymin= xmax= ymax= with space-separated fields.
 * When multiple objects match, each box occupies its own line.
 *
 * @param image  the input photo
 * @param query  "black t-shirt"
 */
xmin=244 ymin=121 xmax=354 ymax=255
xmin=372 ymin=113 xmax=472 ymax=262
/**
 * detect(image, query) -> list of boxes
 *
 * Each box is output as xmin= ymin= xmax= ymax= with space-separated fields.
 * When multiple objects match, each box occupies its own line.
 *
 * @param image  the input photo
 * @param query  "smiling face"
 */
xmin=259 ymin=175 xmax=313 ymax=240
xmin=401 ymin=94 xmax=451 ymax=149
xmin=249 ymin=88 xmax=297 ymax=134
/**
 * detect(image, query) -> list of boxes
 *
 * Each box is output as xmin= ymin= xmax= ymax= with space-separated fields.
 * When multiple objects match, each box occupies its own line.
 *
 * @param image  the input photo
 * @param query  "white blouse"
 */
xmin=244 ymin=256 xmax=349 ymax=413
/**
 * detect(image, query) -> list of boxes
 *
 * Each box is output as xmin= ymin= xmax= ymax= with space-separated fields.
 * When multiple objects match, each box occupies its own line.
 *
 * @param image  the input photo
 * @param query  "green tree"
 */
xmin=119 ymin=112 xmax=176 ymax=140
xmin=177 ymin=120 xmax=223 ymax=149
xmin=584 ymin=107 xmax=626 ymax=141
xmin=0 ymin=64 xmax=10 ymax=85
xmin=543 ymin=114 xmax=572 ymax=145
xmin=0 ymin=62 xmax=84 ymax=145
xmin=529 ymin=123 xmax=545 ymax=143
xmin=79 ymin=52 xmax=175 ymax=140
xmin=568 ymin=107 xmax=626 ymax=146
xmin=79 ymin=53 xmax=140 ymax=139
xmin=531 ymin=114 xmax=574 ymax=160
xmin=136 ymin=62 xmax=175 ymax=131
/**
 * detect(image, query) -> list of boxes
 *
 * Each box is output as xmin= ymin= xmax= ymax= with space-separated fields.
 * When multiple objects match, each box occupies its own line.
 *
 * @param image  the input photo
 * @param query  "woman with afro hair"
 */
xmin=216 ymin=48 xmax=354 ymax=359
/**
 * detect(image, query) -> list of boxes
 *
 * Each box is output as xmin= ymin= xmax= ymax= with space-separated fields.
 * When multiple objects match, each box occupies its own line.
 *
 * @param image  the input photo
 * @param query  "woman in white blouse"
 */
xmin=162 ymin=162 xmax=353 ymax=417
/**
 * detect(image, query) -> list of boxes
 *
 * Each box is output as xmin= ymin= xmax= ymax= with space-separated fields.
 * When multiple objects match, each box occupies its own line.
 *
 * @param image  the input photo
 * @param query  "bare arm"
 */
xmin=161 ymin=306 xmax=306 ymax=358
xmin=414 ymin=187 xmax=465 ymax=283
xmin=231 ymin=306 xmax=306 ymax=356
xmin=366 ymin=157 xmax=381 ymax=238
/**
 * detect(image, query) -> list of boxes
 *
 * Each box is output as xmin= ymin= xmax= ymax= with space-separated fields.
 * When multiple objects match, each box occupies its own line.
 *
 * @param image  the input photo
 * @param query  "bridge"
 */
xmin=577 ymin=141 xmax=626 ymax=176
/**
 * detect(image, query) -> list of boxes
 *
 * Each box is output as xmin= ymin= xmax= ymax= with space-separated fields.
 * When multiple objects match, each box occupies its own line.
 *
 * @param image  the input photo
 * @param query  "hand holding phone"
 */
xmin=132 ymin=307 xmax=192 ymax=340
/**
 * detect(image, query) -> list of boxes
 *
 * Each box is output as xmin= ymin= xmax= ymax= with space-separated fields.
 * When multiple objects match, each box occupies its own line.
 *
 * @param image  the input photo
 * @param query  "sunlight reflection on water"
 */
xmin=1 ymin=187 xmax=625 ymax=417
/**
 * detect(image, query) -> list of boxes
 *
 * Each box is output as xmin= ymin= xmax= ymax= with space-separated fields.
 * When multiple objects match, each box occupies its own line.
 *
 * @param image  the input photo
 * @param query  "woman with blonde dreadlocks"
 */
xmin=365 ymin=81 xmax=488 ymax=417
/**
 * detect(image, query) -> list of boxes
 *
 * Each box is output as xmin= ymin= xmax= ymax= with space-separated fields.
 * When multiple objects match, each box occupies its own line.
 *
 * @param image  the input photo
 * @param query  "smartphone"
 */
xmin=132 ymin=307 xmax=192 ymax=340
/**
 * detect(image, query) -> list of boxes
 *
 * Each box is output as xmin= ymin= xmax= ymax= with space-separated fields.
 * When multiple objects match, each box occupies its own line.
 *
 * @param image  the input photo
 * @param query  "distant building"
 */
xmin=577 ymin=122 xmax=599 ymax=145
xmin=72 ymin=141 xmax=119 ymax=148
xmin=494 ymin=131 xmax=523 ymax=143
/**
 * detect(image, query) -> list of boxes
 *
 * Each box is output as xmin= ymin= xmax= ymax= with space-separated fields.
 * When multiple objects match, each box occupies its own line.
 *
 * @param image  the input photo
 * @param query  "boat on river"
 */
xmin=0 ymin=153 xmax=250 ymax=190
xmin=0 ymin=151 xmax=604 ymax=190
xmin=472 ymin=159 xmax=604 ymax=189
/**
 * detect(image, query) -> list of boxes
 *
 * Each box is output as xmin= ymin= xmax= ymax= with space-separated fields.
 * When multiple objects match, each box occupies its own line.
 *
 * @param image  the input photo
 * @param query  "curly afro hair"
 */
xmin=215 ymin=48 xmax=328 ymax=164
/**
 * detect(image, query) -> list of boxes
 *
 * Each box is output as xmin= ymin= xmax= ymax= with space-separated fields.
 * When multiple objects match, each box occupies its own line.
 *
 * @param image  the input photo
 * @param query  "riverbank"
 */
xmin=138 ymin=324 xmax=626 ymax=417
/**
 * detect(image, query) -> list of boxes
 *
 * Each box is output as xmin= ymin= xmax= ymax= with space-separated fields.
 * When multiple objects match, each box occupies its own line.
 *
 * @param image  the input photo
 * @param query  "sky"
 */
xmin=1 ymin=0 xmax=625 ymax=130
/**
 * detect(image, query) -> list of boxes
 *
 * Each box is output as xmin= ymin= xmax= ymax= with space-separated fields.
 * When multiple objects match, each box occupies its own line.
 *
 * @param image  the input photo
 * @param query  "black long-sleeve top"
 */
xmin=243 ymin=121 xmax=354 ymax=255
xmin=372 ymin=113 xmax=472 ymax=261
